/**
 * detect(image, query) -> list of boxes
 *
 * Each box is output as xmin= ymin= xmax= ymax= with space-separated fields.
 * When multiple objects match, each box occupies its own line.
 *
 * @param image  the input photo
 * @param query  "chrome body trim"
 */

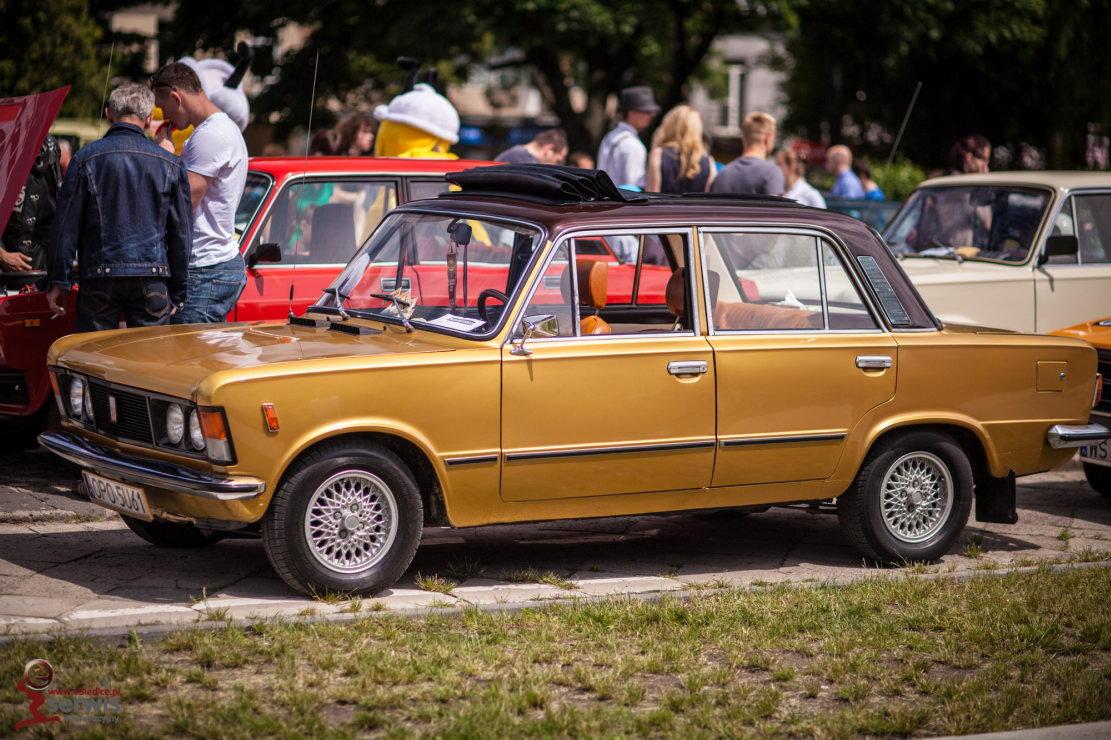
xmin=38 ymin=431 xmax=265 ymax=500
xmin=719 ymin=432 xmax=847 ymax=448
xmin=444 ymin=454 xmax=499 ymax=466
xmin=504 ymin=439 xmax=715 ymax=462
xmin=1046 ymin=423 xmax=1111 ymax=449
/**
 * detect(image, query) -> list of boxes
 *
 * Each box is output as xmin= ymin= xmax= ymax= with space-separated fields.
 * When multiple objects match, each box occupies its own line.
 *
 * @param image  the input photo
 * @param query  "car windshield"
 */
xmin=315 ymin=212 xmax=542 ymax=336
xmin=883 ymin=186 xmax=1050 ymax=263
xmin=235 ymin=172 xmax=272 ymax=236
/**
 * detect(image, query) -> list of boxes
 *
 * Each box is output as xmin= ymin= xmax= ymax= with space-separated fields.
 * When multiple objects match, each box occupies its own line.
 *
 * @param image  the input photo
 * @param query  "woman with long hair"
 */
xmin=336 ymin=112 xmax=376 ymax=156
xmin=645 ymin=105 xmax=715 ymax=193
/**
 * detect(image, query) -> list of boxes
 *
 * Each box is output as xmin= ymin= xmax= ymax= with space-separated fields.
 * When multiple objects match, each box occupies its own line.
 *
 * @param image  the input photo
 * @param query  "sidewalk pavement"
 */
xmin=0 ymin=449 xmax=1108 ymax=638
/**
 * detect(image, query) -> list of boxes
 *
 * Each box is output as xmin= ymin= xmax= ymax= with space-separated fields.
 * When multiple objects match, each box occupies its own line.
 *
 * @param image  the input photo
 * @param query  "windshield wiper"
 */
xmin=370 ymin=292 xmax=414 ymax=332
xmin=319 ymin=288 xmax=351 ymax=319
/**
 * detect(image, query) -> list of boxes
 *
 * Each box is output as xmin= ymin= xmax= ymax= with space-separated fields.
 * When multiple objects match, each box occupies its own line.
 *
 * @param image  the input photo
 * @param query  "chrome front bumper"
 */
xmin=38 ymin=431 xmax=265 ymax=501
xmin=1046 ymin=423 xmax=1111 ymax=449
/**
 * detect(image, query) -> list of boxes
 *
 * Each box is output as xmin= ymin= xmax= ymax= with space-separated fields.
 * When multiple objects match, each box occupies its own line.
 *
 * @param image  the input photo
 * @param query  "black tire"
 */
xmin=837 ymin=430 xmax=973 ymax=563
xmin=1083 ymin=463 xmax=1111 ymax=497
xmin=262 ymin=440 xmax=423 ymax=596
xmin=123 ymin=516 xmax=226 ymax=548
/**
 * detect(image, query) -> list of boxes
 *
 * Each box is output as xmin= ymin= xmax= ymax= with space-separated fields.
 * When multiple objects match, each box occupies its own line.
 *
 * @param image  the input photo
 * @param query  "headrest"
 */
xmin=666 ymin=268 xmax=686 ymax=316
xmin=560 ymin=259 xmax=608 ymax=309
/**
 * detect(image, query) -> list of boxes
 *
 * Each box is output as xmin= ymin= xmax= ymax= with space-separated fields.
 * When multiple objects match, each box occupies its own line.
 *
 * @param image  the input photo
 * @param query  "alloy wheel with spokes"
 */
xmin=304 ymin=470 xmax=399 ymax=573
xmin=879 ymin=452 xmax=954 ymax=544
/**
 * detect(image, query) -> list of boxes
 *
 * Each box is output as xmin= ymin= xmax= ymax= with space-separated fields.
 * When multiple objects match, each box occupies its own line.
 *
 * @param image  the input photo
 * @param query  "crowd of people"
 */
xmin=1 ymin=73 xmax=994 ymax=332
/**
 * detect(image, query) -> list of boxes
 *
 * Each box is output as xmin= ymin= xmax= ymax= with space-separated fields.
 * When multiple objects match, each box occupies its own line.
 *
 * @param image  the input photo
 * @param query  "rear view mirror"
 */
xmin=1038 ymin=234 xmax=1078 ymax=266
xmin=248 ymin=242 xmax=282 ymax=268
xmin=449 ymin=221 xmax=473 ymax=246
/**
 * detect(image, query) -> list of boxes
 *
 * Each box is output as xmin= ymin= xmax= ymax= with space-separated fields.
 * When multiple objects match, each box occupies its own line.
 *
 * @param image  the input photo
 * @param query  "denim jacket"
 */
xmin=49 ymin=123 xmax=192 ymax=306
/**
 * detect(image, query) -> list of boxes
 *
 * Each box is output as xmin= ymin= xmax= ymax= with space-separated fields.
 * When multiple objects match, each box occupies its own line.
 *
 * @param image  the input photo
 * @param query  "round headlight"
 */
xmin=68 ymin=377 xmax=85 ymax=418
xmin=188 ymin=410 xmax=205 ymax=451
xmin=166 ymin=403 xmax=185 ymax=445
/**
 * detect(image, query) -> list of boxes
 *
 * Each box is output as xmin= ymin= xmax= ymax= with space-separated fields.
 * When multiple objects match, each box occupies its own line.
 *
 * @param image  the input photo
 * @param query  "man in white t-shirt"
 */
xmin=151 ymin=62 xmax=248 ymax=323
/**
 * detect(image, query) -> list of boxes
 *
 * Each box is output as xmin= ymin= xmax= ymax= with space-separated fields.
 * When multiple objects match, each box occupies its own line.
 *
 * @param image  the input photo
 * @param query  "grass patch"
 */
xmin=499 ymin=568 xmax=578 ymax=590
xmin=414 ymin=573 xmax=457 ymax=594
xmin=1 ymin=569 xmax=1109 ymax=736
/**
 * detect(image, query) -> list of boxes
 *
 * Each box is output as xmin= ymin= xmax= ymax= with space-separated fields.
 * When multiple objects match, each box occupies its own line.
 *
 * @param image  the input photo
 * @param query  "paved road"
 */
xmin=0 ymin=448 xmax=1108 ymax=636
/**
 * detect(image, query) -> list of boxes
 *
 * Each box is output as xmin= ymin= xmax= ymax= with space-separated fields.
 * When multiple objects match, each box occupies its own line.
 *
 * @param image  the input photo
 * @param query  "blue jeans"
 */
xmin=171 ymin=254 xmax=246 ymax=324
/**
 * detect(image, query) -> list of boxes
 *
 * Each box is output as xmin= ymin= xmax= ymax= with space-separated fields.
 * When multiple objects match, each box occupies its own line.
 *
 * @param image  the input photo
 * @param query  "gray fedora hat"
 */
xmin=618 ymin=86 xmax=660 ymax=114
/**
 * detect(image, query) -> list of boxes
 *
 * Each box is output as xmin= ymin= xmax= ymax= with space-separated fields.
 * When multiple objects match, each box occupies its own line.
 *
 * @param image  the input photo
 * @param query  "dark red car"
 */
xmin=0 ymin=155 xmax=491 ymax=445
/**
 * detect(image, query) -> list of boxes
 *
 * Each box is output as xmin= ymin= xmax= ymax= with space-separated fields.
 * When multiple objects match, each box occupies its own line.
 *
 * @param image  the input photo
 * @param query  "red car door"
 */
xmin=238 ymin=176 xmax=400 ymax=320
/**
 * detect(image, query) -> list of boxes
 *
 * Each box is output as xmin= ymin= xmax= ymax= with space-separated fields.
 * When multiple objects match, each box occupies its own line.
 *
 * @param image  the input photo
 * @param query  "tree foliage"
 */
xmin=0 ymin=0 xmax=104 ymax=117
xmin=782 ymin=0 xmax=1110 ymax=168
xmin=164 ymin=0 xmax=785 ymax=151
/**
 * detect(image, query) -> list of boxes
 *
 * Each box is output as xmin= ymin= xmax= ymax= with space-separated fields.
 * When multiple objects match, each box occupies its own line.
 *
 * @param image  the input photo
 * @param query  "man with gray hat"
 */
xmin=597 ymin=86 xmax=660 ymax=189
xmin=46 ymin=82 xmax=192 ymax=331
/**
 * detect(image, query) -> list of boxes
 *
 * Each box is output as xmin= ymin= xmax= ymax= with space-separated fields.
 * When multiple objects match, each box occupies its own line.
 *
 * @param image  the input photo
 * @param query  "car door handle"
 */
xmin=667 ymin=360 xmax=708 ymax=376
xmin=855 ymin=355 xmax=892 ymax=370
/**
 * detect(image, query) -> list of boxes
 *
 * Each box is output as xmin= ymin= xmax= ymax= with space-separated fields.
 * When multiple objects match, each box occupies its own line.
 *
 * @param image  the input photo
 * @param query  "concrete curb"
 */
xmin=3 ymin=557 xmax=1107 ymax=646
xmin=0 ymin=509 xmax=110 ymax=525
xmin=937 ymin=720 xmax=1111 ymax=739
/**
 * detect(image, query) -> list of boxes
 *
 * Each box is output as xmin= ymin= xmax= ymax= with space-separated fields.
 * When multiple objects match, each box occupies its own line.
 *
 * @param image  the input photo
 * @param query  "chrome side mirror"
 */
xmin=510 ymin=314 xmax=558 ymax=356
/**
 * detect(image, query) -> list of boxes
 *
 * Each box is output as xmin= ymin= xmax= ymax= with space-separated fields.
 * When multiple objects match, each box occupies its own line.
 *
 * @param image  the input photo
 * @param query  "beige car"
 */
xmin=883 ymin=172 xmax=1111 ymax=333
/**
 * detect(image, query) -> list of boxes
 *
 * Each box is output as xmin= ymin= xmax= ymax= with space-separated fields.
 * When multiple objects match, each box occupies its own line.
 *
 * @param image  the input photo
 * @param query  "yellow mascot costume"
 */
xmin=373 ymin=83 xmax=459 ymax=159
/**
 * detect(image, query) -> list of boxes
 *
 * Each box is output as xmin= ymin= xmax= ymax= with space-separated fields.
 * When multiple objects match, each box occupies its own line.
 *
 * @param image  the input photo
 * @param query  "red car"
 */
xmin=0 ymin=155 xmax=490 ymax=446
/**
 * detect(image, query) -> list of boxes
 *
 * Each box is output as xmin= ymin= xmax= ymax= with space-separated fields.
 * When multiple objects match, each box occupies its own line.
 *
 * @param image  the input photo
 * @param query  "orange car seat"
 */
xmin=561 ymin=259 xmax=612 ymax=335
xmin=706 ymin=270 xmax=821 ymax=330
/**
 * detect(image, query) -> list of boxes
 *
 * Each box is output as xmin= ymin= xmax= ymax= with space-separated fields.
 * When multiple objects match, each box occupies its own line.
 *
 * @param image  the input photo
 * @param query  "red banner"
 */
xmin=0 ymin=86 xmax=69 ymax=235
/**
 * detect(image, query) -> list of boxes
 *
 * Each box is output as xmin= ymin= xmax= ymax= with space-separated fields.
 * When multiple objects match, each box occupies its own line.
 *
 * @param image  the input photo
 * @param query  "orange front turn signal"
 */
xmin=261 ymin=403 xmax=280 ymax=432
xmin=1095 ymin=374 xmax=1103 ymax=410
xmin=198 ymin=407 xmax=234 ymax=464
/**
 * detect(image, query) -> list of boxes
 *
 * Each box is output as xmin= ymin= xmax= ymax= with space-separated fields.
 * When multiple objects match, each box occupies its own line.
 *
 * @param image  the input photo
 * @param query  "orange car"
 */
xmin=1054 ymin=318 xmax=1110 ymax=495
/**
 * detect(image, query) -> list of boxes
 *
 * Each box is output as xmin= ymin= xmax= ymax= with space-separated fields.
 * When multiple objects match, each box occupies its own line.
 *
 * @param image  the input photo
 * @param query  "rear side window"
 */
xmin=701 ymin=231 xmax=879 ymax=332
xmin=856 ymin=256 xmax=911 ymax=326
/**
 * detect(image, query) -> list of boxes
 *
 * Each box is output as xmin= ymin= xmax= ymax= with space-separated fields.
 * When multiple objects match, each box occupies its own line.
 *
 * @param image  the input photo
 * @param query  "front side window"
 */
xmin=883 ymin=186 xmax=1050 ymax=263
xmin=1075 ymin=193 xmax=1111 ymax=264
xmin=702 ymin=231 xmax=877 ymax=332
xmin=517 ymin=231 xmax=692 ymax=337
xmin=250 ymin=179 xmax=398 ymax=265
xmin=319 ymin=212 xmax=541 ymax=336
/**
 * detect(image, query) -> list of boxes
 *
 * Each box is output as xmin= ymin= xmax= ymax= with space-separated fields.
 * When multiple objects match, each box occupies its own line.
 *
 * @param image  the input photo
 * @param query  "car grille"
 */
xmin=89 ymin=383 xmax=154 ymax=444
xmin=0 ymin=370 xmax=29 ymax=407
xmin=1098 ymin=349 xmax=1111 ymax=415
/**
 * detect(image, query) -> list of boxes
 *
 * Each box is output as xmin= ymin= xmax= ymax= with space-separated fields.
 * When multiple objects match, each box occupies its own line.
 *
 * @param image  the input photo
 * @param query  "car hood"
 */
xmin=1052 ymin=317 xmax=1111 ymax=349
xmin=50 ymin=320 xmax=457 ymax=399
xmin=895 ymin=256 xmax=1023 ymax=286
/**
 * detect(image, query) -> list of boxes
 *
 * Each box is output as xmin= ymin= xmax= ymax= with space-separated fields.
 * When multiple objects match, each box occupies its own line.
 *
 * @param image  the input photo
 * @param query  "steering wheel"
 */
xmin=477 ymin=288 xmax=509 ymax=325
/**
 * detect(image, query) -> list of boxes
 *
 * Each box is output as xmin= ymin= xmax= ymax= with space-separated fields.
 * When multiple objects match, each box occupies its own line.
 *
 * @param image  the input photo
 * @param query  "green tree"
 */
xmin=781 ymin=0 xmax=1109 ymax=169
xmin=0 ymin=0 xmax=105 ymax=117
xmin=165 ymin=0 xmax=786 ymax=151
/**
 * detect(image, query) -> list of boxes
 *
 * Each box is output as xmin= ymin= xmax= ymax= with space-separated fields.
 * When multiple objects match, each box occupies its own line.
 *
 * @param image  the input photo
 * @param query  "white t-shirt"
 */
xmin=182 ymin=111 xmax=248 ymax=267
xmin=785 ymin=179 xmax=827 ymax=209
xmin=597 ymin=122 xmax=647 ymax=189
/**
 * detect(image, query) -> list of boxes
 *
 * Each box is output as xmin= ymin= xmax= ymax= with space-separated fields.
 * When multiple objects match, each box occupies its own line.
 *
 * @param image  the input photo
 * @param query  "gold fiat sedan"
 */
xmin=40 ymin=166 xmax=1109 ymax=595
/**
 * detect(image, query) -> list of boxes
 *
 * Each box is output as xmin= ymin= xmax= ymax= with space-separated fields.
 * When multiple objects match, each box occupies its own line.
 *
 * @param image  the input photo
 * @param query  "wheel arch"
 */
xmin=846 ymin=416 xmax=1004 ymax=491
xmin=272 ymin=427 xmax=450 ymax=527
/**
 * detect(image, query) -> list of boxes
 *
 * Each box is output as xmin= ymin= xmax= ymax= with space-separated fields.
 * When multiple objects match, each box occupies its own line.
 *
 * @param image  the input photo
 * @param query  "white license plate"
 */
xmin=82 ymin=471 xmax=152 ymax=521
xmin=1079 ymin=438 xmax=1111 ymax=468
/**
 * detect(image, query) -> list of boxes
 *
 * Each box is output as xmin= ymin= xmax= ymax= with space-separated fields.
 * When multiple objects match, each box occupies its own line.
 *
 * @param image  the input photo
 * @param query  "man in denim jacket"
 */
xmin=46 ymin=83 xmax=192 ymax=331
